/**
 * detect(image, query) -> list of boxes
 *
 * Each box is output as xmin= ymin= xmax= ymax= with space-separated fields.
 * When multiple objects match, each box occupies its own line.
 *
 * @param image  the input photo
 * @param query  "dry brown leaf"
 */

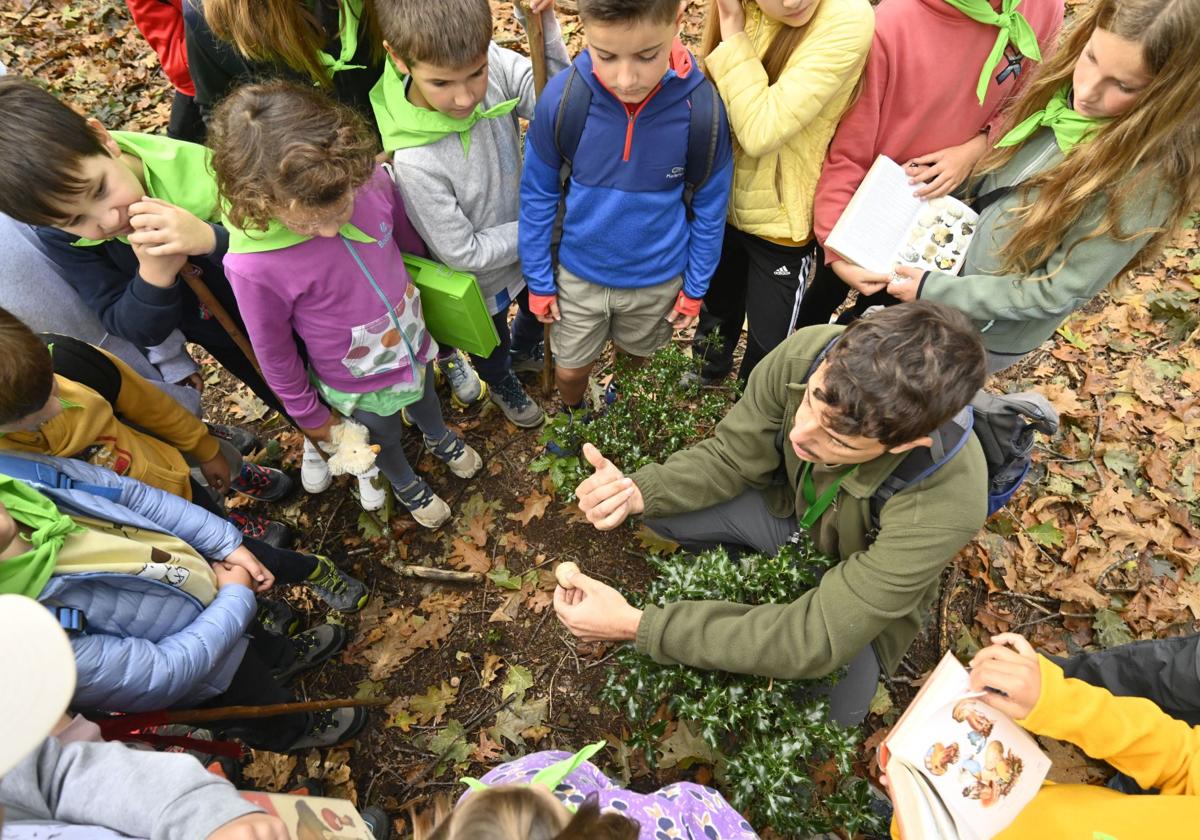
xmin=489 ymin=591 xmax=521 ymax=623
xmin=449 ymin=537 xmax=491 ymax=573
xmin=242 ymin=750 xmax=297 ymax=791
xmin=507 ymin=489 xmax=553 ymax=526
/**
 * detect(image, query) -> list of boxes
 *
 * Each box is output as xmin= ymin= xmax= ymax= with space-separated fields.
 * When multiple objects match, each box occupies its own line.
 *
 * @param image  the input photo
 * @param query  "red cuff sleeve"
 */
xmin=673 ymin=291 xmax=701 ymax=318
xmin=528 ymin=292 xmax=557 ymax=317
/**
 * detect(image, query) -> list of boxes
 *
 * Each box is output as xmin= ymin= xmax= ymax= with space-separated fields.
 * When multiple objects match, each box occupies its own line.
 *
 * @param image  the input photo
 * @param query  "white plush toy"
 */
xmin=317 ymin=419 xmax=381 ymax=476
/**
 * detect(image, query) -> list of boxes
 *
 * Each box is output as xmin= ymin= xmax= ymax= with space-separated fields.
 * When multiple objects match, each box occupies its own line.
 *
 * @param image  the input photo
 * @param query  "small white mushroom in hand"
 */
xmin=555 ymin=561 xmax=581 ymax=589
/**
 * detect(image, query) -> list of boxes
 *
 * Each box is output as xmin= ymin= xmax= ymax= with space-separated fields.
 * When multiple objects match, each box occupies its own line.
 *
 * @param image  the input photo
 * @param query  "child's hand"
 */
xmin=666 ymin=291 xmax=700 ymax=331
xmin=575 ymin=443 xmax=643 ymax=530
xmin=831 ymin=260 xmax=891 ymax=296
xmin=716 ymin=0 xmax=746 ymax=37
xmin=128 ymin=197 xmax=218 ymax=256
xmin=213 ymin=561 xmax=255 ymax=591
xmin=969 ymin=633 xmax=1042 ymax=720
xmin=553 ymin=567 xmax=643 ymax=642
xmin=886 ymin=265 xmax=923 ymax=302
xmin=219 ymin=545 xmax=275 ymax=592
xmin=529 ymin=292 xmax=561 ymax=324
xmin=132 ymin=242 xmax=187 ymax=288
xmin=301 ymin=415 xmax=342 ymax=443
xmin=197 ymin=447 xmax=232 ymax=494
xmin=207 ymin=812 xmax=290 ymax=840
xmin=903 ymin=134 xmax=989 ymax=199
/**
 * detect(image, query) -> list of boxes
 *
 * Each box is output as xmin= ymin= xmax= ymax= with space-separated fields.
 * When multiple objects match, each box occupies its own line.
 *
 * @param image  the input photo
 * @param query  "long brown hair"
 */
xmin=701 ymin=0 xmax=813 ymax=84
xmin=418 ymin=788 xmax=639 ymax=840
xmin=207 ymin=80 xmax=377 ymax=231
xmin=977 ymin=0 xmax=1200 ymax=276
xmin=202 ymin=0 xmax=383 ymax=87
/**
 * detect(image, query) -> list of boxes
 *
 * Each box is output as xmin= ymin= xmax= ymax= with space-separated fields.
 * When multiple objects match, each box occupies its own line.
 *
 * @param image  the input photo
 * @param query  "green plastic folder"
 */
xmin=402 ymin=253 xmax=500 ymax=358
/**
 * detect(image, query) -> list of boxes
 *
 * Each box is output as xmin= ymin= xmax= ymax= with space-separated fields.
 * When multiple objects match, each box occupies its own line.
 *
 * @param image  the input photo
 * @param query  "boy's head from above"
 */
xmin=578 ymin=0 xmax=685 ymax=104
xmin=788 ymin=302 xmax=986 ymax=467
xmin=377 ymin=0 xmax=493 ymax=119
xmin=0 ymin=307 xmax=58 ymax=434
xmin=208 ymin=80 xmax=376 ymax=237
xmin=0 ymin=77 xmax=145 ymax=240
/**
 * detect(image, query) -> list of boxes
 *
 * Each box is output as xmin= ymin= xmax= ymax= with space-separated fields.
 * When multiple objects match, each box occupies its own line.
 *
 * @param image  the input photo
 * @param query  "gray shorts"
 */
xmin=551 ymin=265 xmax=682 ymax=369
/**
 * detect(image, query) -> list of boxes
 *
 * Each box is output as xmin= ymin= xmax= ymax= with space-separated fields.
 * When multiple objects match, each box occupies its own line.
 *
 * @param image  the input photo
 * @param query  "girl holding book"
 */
xmin=885 ymin=0 xmax=1200 ymax=373
xmin=209 ymin=80 xmax=482 ymax=529
xmin=797 ymin=0 xmax=1063 ymax=328
xmin=689 ymin=0 xmax=874 ymax=382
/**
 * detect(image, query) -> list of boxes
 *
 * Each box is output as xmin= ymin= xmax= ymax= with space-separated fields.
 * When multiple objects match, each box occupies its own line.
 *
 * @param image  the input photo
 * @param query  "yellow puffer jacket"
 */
xmin=704 ymin=0 xmax=874 ymax=244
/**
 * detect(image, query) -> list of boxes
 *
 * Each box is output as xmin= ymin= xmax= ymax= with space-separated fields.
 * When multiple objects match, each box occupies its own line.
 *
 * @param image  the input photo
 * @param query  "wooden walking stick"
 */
xmin=91 ymin=697 xmax=393 ymax=733
xmin=179 ymin=262 xmax=265 ymax=376
xmin=521 ymin=2 xmax=556 ymax=397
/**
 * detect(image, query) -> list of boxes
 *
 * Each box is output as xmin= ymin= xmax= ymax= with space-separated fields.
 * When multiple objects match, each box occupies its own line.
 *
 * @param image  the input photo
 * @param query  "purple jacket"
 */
xmin=224 ymin=167 xmax=436 ymax=428
xmin=469 ymin=751 xmax=758 ymax=839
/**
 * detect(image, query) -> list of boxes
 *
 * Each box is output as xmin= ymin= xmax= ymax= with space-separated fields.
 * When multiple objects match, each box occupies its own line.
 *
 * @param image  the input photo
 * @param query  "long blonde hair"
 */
xmin=416 ymin=788 xmax=638 ymax=840
xmin=977 ymin=0 xmax=1200 ymax=276
xmin=202 ymin=0 xmax=382 ymax=87
xmin=700 ymin=0 xmax=814 ymax=84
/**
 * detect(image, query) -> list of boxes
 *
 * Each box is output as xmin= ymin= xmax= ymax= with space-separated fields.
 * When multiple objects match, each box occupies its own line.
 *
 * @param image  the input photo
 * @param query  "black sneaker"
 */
xmin=231 ymin=462 xmax=294 ymax=503
xmin=509 ymin=341 xmax=546 ymax=374
xmin=206 ymin=423 xmax=260 ymax=455
xmin=306 ymin=555 xmax=369 ymax=612
xmin=361 ymin=806 xmax=391 ymax=840
xmin=285 ymin=707 xmax=369 ymax=751
xmin=273 ymin=624 xmax=347 ymax=682
xmin=228 ymin=510 xmax=292 ymax=549
xmin=257 ymin=599 xmax=300 ymax=637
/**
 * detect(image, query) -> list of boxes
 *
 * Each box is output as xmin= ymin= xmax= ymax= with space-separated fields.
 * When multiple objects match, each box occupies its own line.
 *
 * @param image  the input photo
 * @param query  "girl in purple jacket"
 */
xmin=209 ymin=81 xmax=481 ymax=529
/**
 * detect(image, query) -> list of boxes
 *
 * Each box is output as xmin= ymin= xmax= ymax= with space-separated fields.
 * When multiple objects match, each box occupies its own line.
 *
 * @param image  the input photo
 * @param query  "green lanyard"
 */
xmin=798 ymin=462 xmax=856 ymax=530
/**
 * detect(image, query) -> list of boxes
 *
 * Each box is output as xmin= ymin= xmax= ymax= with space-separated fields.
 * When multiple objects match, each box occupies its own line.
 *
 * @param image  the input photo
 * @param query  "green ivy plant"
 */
xmin=530 ymin=344 xmax=735 ymax=497
xmin=601 ymin=540 xmax=886 ymax=837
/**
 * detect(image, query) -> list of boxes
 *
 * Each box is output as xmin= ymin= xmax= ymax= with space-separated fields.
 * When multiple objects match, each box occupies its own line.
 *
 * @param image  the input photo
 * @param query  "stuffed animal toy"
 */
xmin=317 ymin=420 xmax=381 ymax=476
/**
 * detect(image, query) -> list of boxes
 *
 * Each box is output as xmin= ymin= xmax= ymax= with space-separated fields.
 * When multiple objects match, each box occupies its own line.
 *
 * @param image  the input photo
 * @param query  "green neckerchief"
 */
xmin=460 ymin=741 xmax=606 ymax=807
xmin=317 ymin=0 xmax=367 ymax=76
xmin=798 ymin=462 xmax=857 ymax=530
xmin=943 ymin=0 xmax=1042 ymax=104
xmin=224 ymin=216 xmax=376 ymax=255
xmin=369 ymin=60 xmax=520 ymax=156
xmin=995 ymin=84 xmax=1108 ymax=153
xmin=0 ymin=476 xmax=84 ymax=598
xmin=73 ymin=131 xmax=219 ymax=247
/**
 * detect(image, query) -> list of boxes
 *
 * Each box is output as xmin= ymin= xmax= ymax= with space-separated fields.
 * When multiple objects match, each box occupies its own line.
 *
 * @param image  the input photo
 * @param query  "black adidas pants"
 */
xmin=693 ymin=224 xmax=818 ymax=382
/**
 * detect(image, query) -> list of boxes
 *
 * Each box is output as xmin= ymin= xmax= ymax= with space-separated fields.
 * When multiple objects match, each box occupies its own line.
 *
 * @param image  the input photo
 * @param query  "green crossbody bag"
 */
xmin=401 ymin=254 xmax=500 ymax=358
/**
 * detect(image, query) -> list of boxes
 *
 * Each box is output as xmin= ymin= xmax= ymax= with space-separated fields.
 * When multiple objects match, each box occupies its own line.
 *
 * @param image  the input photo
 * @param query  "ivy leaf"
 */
xmin=501 ymin=664 xmax=534 ymax=701
xmin=487 ymin=568 xmax=523 ymax=590
xmin=425 ymin=719 xmax=471 ymax=774
xmin=1027 ymin=520 xmax=1065 ymax=548
xmin=1093 ymin=608 xmax=1134 ymax=649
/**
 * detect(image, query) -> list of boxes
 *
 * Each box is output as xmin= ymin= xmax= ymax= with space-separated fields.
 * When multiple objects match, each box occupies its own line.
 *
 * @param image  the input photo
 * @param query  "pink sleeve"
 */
xmin=812 ymin=37 xmax=890 ymax=260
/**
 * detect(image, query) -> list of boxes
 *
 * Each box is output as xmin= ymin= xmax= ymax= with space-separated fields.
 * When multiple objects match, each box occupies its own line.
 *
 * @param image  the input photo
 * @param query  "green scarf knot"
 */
xmin=0 ymin=476 xmax=84 ymax=598
xmin=317 ymin=0 xmax=367 ymax=77
xmin=995 ymin=84 xmax=1108 ymax=153
xmin=370 ymin=60 xmax=519 ymax=156
xmin=943 ymin=0 xmax=1042 ymax=105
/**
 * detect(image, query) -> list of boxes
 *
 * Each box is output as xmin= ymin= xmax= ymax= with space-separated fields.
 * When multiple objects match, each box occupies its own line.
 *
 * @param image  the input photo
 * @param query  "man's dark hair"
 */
xmin=375 ymin=0 xmax=492 ymax=68
xmin=0 ymin=77 xmax=107 ymax=227
xmin=813 ymin=301 xmax=987 ymax=447
xmin=577 ymin=0 xmax=681 ymax=26
xmin=0 ymin=308 xmax=55 ymax=427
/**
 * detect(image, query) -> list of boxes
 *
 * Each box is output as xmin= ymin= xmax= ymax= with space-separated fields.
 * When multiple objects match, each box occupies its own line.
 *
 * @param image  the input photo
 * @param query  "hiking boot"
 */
xmin=285 ymin=707 xmax=369 ymax=752
xmin=231 ymin=462 xmax=293 ymax=503
xmin=306 ymin=555 xmax=369 ymax=612
xmin=273 ymin=623 xmax=347 ymax=683
xmin=357 ymin=467 xmax=386 ymax=512
xmin=424 ymin=431 xmax=482 ymax=478
xmin=228 ymin=510 xmax=292 ymax=549
xmin=437 ymin=350 xmax=486 ymax=408
xmin=257 ymin=599 xmax=300 ymax=637
xmin=509 ymin=341 xmax=546 ymax=374
xmin=300 ymin=438 xmax=332 ymax=494
xmin=206 ymin=423 xmax=259 ymax=455
xmin=395 ymin=478 xmax=451 ymax=529
xmin=489 ymin=372 xmax=544 ymax=428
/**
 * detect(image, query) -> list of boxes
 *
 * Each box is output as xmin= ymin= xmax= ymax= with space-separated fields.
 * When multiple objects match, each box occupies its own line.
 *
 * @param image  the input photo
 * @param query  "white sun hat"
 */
xmin=0 ymin=593 xmax=76 ymax=776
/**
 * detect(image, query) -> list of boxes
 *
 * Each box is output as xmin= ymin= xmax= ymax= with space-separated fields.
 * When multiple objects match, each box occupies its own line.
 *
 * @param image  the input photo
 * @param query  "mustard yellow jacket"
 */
xmin=704 ymin=0 xmax=874 ymax=244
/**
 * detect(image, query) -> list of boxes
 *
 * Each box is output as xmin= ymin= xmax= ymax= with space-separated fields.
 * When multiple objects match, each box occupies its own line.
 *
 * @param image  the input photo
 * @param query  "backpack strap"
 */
xmin=44 ymin=602 xmax=87 ymax=633
xmin=41 ymin=333 xmax=122 ymax=407
xmin=0 ymin=453 xmax=124 ymax=503
xmin=682 ymin=78 xmax=721 ymax=222
xmin=550 ymin=66 xmax=592 ymax=269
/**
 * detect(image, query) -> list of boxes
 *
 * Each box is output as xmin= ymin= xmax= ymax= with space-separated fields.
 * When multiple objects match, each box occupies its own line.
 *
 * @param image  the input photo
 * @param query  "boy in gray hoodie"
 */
xmin=370 ymin=0 xmax=568 ymax=429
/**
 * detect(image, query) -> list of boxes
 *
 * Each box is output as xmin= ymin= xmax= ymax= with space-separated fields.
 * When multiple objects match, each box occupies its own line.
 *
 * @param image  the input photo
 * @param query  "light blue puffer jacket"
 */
xmin=0 ymin=452 xmax=256 ymax=712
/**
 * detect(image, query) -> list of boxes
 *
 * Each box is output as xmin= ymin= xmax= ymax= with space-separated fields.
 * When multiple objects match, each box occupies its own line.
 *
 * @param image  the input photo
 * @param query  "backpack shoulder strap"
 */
xmin=682 ymin=78 xmax=721 ymax=222
xmin=41 ymin=334 xmax=122 ymax=407
xmin=552 ymin=66 xmax=591 ymax=184
xmin=0 ymin=453 xmax=124 ymax=503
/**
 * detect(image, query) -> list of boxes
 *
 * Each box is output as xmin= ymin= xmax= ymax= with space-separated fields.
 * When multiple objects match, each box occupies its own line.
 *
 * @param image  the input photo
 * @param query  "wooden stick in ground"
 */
xmin=178 ymin=263 xmax=264 ymax=376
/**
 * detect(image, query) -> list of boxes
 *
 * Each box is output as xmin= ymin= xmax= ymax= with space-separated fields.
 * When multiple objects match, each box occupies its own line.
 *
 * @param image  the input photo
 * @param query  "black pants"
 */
xmin=693 ymin=225 xmax=817 ymax=382
xmin=469 ymin=289 xmax=542 ymax=386
xmin=204 ymin=622 xmax=306 ymax=751
xmin=188 ymin=479 xmax=318 ymax=583
xmin=792 ymin=252 xmax=902 ymax=328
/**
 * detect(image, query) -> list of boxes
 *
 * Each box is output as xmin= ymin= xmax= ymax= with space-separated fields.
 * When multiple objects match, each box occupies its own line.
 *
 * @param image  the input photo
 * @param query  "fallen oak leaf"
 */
xmin=506 ymin=489 xmax=552 ymax=526
xmin=470 ymin=729 xmax=505 ymax=763
xmin=449 ymin=537 xmax=491 ymax=573
xmin=410 ymin=680 xmax=460 ymax=726
xmin=489 ymin=591 xmax=521 ymax=623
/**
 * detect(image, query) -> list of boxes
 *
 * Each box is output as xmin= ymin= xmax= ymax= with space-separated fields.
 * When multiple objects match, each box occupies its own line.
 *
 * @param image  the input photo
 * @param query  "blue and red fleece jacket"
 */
xmin=518 ymin=42 xmax=733 ymax=303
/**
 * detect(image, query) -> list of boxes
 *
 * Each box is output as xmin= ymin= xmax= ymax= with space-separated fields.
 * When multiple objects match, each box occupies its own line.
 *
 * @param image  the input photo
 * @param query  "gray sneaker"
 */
xmin=509 ymin=341 xmax=546 ymax=374
xmin=272 ymin=623 xmax=347 ymax=682
xmin=285 ymin=707 xmax=369 ymax=751
xmin=489 ymin=372 xmax=544 ymax=428
xmin=306 ymin=555 xmax=369 ymax=612
xmin=437 ymin=349 xmax=485 ymax=407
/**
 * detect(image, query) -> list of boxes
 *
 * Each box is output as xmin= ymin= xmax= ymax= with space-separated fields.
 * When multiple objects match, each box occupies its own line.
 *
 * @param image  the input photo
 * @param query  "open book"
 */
xmin=881 ymin=652 xmax=1051 ymax=840
xmin=239 ymin=791 xmax=375 ymax=839
xmin=825 ymin=156 xmax=979 ymax=276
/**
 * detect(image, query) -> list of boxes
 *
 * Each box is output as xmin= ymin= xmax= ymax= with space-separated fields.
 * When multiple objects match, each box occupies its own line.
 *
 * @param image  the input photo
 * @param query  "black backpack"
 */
xmin=41 ymin=333 xmax=123 ymax=406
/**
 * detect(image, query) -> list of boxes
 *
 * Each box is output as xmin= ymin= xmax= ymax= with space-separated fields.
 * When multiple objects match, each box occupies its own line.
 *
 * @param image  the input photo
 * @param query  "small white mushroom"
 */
xmin=555 ymin=561 xmax=581 ymax=589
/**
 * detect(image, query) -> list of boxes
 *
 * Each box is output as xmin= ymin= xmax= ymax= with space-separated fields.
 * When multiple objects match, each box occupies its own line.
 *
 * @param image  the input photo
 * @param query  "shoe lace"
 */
xmin=396 ymin=478 xmax=436 ymax=509
xmin=425 ymin=431 xmax=466 ymax=463
xmin=494 ymin=375 xmax=532 ymax=408
xmin=291 ymin=630 xmax=321 ymax=659
xmin=240 ymin=463 xmax=272 ymax=489
xmin=307 ymin=709 xmax=337 ymax=733
xmin=309 ymin=557 xmax=347 ymax=594
xmin=228 ymin=510 xmax=265 ymax=538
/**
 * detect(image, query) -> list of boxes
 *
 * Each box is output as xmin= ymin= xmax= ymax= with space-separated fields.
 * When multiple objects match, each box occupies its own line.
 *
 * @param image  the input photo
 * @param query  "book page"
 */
xmin=884 ymin=652 xmax=1051 ymax=840
xmin=825 ymin=156 xmax=979 ymax=276
xmin=240 ymin=791 xmax=374 ymax=839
